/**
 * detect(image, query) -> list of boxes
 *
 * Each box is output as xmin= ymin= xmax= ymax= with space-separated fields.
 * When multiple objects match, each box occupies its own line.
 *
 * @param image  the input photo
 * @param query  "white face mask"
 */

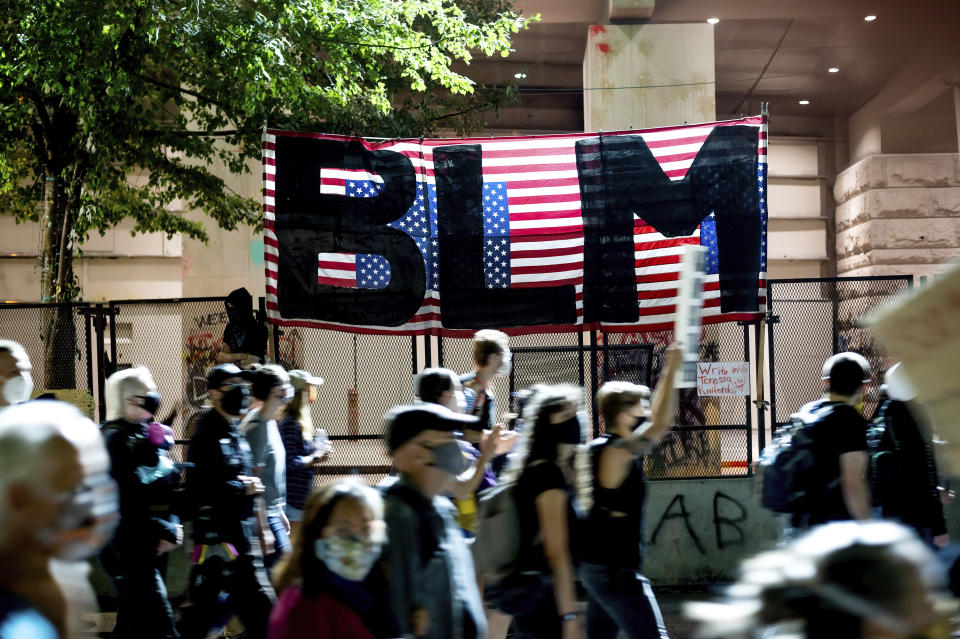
xmin=2 ymin=372 xmax=33 ymax=405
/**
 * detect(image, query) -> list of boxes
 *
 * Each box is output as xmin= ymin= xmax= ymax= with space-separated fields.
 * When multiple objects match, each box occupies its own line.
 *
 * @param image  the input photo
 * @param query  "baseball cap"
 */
xmin=385 ymin=403 xmax=480 ymax=452
xmin=288 ymin=369 xmax=324 ymax=392
xmin=206 ymin=364 xmax=248 ymax=390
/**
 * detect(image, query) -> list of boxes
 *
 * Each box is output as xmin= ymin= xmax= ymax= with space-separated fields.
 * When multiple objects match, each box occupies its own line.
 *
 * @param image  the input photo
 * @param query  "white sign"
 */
xmin=673 ymin=244 xmax=707 ymax=388
xmin=696 ymin=362 xmax=750 ymax=396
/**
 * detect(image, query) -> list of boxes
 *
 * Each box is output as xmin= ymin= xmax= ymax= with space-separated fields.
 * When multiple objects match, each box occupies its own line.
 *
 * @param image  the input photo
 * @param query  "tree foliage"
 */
xmin=0 ymin=0 xmax=531 ymax=388
xmin=0 ymin=0 xmax=531 ymax=261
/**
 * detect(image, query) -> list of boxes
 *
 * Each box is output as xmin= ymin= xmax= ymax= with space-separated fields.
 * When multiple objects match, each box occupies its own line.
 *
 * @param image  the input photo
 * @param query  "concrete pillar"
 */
xmin=583 ymin=23 xmax=715 ymax=131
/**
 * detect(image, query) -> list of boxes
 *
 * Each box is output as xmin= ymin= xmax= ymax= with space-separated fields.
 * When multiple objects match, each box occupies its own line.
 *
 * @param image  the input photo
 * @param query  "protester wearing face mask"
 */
xmin=380 ymin=403 xmax=487 ymax=639
xmin=99 ymin=367 xmax=182 ymax=639
xmin=488 ymin=385 xmax=586 ymax=639
xmin=242 ymin=365 xmax=294 ymax=569
xmin=217 ymin=288 xmax=268 ymax=369
xmin=416 ymin=367 xmax=515 ymax=538
xmin=578 ymin=345 xmax=682 ymax=639
xmin=180 ymin=364 xmax=276 ymax=639
xmin=0 ymin=401 xmax=119 ymax=639
xmin=268 ymin=481 xmax=398 ymax=639
xmin=0 ymin=340 xmax=33 ymax=413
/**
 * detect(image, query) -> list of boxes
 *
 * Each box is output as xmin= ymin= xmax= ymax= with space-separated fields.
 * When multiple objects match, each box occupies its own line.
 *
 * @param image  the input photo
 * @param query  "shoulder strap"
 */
xmin=385 ymin=483 xmax=440 ymax=567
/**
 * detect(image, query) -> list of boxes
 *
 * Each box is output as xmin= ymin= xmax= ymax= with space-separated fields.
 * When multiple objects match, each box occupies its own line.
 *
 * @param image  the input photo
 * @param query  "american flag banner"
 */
xmin=263 ymin=116 xmax=768 ymax=336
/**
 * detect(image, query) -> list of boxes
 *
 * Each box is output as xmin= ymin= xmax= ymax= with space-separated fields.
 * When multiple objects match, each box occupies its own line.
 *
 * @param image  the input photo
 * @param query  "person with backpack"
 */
xmin=380 ymin=403 xmax=487 ymax=639
xmin=485 ymin=384 xmax=585 ymax=639
xmin=784 ymin=352 xmax=873 ymax=530
xmin=869 ymin=363 xmax=949 ymax=548
xmin=99 ymin=367 xmax=181 ymax=639
xmin=578 ymin=345 xmax=682 ymax=639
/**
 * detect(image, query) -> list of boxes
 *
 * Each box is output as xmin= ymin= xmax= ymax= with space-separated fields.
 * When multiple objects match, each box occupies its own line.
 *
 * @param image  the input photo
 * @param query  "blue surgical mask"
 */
xmin=426 ymin=441 xmax=468 ymax=476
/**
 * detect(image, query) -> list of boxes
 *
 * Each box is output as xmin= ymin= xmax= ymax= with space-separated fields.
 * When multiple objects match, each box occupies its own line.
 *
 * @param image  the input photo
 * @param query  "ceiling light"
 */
xmin=864 ymin=15 xmax=877 ymax=21
xmin=798 ymin=99 xmax=810 ymax=105
xmin=828 ymin=67 xmax=839 ymax=73
xmin=514 ymin=72 xmax=526 ymax=79
xmin=706 ymin=17 xmax=720 ymax=24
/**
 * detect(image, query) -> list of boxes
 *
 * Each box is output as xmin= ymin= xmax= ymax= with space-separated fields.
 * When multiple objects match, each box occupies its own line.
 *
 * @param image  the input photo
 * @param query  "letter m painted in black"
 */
xmin=576 ymin=126 xmax=761 ymax=321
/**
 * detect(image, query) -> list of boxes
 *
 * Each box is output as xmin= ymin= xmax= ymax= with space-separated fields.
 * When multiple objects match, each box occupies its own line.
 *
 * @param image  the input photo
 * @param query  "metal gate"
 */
xmin=766 ymin=276 xmax=914 ymax=430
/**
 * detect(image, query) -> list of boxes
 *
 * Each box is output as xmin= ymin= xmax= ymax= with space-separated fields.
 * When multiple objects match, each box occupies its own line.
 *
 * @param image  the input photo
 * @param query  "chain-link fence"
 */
xmin=441 ymin=322 xmax=755 ymax=480
xmin=0 ymin=296 xmax=766 ymax=481
xmin=767 ymin=276 xmax=913 ymax=430
xmin=0 ymin=302 xmax=95 ymax=417
xmin=276 ymin=327 xmax=414 ymax=486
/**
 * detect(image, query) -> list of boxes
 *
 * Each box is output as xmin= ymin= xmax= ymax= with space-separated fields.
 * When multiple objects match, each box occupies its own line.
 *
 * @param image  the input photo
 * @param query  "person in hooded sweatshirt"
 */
xmin=218 ymin=287 xmax=268 ymax=369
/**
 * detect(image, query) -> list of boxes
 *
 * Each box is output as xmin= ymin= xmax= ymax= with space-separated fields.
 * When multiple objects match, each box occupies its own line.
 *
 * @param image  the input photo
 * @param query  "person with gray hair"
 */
xmin=686 ymin=521 xmax=956 ymax=638
xmin=0 ymin=340 xmax=33 ymax=412
xmin=0 ymin=400 xmax=118 ymax=639
xmin=99 ymin=367 xmax=181 ymax=639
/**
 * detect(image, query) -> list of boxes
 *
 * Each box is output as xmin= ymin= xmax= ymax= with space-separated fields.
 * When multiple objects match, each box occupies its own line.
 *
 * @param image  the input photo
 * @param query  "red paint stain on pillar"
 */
xmin=596 ymin=43 xmax=610 ymax=54
xmin=589 ymin=25 xmax=606 ymax=36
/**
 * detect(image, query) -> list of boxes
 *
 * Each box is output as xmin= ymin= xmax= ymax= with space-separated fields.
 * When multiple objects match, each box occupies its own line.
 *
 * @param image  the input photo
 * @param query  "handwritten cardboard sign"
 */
xmin=697 ymin=362 xmax=750 ymax=396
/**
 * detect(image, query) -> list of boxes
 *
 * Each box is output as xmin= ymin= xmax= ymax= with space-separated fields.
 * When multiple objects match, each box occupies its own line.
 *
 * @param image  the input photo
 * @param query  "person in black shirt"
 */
xmin=579 ymin=345 xmax=681 ymax=639
xmin=218 ymin=288 xmax=268 ymax=369
xmin=180 ymin=364 xmax=276 ymax=639
xmin=873 ymin=363 xmax=949 ymax=547
xmin=99 ymin=367 xmax=181 ymax=639
xmin=792 ymin=352 xmax=873 ymax=530
xmin=491 ymin=385 xmax=584 ymax=639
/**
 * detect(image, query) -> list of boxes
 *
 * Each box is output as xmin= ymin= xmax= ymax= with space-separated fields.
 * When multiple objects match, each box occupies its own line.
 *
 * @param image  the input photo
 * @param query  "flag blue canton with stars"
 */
xmin=482 ymin=182 xmax=511 ymax=289
xmin=356 ymin=254 xmax=391 ymax=289
xmin=758 ymin=161 xmax=768 ymax=273
xmin=345 ymin=179 xmax=439 ymax=291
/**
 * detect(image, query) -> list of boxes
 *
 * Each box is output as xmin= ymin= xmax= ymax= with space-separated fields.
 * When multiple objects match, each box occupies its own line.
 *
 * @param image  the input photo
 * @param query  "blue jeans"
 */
xmin=264 ymin=513 xmax=292 ymax=570
xmin=579 ymin=562 xmax=669 ymax=639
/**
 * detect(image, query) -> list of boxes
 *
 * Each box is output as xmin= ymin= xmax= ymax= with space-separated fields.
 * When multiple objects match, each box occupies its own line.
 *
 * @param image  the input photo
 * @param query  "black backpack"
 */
xmin=866 ymin=400 xmax=901 ymax=508
xmin=759 ymin=402 xmax=839 ymax=513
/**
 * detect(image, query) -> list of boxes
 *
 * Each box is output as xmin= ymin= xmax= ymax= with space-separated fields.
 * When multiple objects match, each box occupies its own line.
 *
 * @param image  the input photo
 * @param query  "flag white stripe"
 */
xmin=317 ymin=268 xmax=355 ymax=280
xmin=512 ymin=236 xmax=585 ymax=251
xmin=512 ymin=253 xmax=583 ymax=267
xmin=512 ymin=269 xmax=582 ymax=283
xmin=510 ymin=217 xmax=583 ymax=230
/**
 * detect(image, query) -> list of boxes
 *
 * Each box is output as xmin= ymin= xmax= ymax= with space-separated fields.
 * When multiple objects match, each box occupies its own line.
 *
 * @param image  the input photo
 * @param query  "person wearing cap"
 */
xmin=99 ymin=367 xmax=181 ymax=639
xmin=380 ymin=403 xmax=487 ymax=639
xmin=242 ymin=365 xmax=294 ymax=569
xmin=871 ymin=363 xmax=949 ymax=547
xmin=791 ymin=352 xmax=874 ymax=530
xmin=278 ymin=370 xmax=329 ymax=541
xmin=180 ymin=364 xmax=276 ymax=639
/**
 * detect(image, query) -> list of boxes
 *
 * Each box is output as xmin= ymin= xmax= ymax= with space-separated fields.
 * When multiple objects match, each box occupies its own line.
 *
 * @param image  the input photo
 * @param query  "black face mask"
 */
xmin=556 ymin=414 xmax=583 ymax=445
xmin=135 ymin=392 xmax=162 ymax=417
xmin=227 ymin=308 xmax=244 ymax=324
xmin=220 ymin=384 xmax=249 ymax=416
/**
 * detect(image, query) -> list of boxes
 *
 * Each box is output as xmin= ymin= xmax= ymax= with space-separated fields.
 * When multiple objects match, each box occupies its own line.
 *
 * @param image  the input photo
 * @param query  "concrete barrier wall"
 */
xmin=642 ymin=477 xmax=782 ymax=584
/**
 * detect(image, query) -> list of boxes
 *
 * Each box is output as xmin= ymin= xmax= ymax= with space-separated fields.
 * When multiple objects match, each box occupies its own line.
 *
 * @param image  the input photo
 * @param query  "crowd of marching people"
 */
xmin=0 ymin=304 xmax=959 ymax=638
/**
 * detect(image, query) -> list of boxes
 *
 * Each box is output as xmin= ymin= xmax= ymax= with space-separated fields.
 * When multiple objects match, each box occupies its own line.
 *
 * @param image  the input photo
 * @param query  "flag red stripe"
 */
xmin=509 ymin=209 xmax=583 ymax=222
xmin=318 ymin=260 xmax=356 ymax=272
xmin=510 ymin=245 xmax=583 ymax=259
xmin=317 ymin=277 xmax=357 ymax=287
xmin=507 ymin=193 xmax=581 ymax=206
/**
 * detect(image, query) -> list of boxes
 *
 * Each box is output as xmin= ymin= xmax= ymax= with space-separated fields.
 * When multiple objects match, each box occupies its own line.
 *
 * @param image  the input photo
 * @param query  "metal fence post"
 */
xmin=743 ymin=322 xmax=754 ymax=475
xmin=589 ymin=330 xmax=599 ymax=438
xmin=93 ymin=304 xmax=107 ymax=422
